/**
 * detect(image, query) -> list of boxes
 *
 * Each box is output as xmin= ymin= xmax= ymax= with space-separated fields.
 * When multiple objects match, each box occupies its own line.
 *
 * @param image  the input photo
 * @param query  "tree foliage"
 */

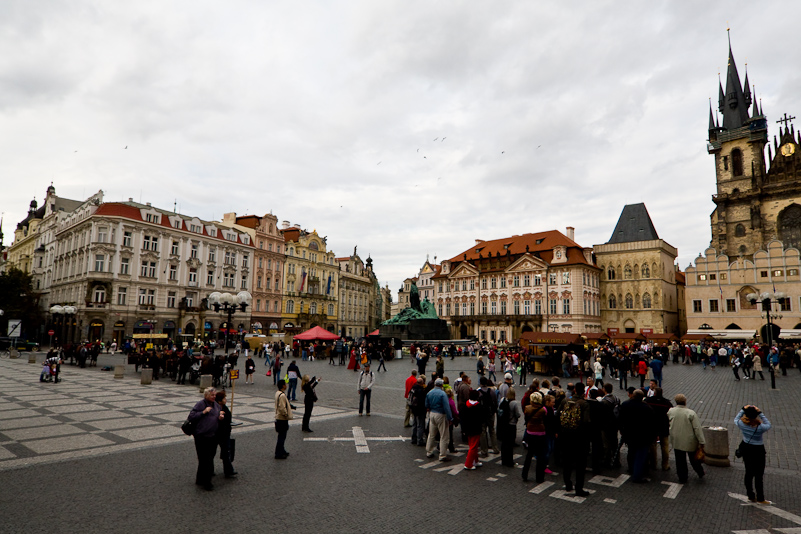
xmin=0 ymin=267 xmax=42 ymax=339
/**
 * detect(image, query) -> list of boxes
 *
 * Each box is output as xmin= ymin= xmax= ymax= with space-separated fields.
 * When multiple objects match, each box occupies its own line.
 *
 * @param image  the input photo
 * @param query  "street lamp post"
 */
xmin=207 ymin=291 xmax=252 ymax=356
xmin=746 ymin=291 xmax=784 ymax=390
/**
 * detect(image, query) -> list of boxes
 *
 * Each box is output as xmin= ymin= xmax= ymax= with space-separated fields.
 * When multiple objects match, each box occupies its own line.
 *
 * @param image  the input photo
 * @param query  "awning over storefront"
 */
xmin=609 ymin=333 xmax=646 ymax=344
xmin=684 ymin=329 xmax=757 ymax=341
xmin=582 ymin=333 xmax=610 ymax=346
xmin=163 ymin=320 xmax=176 ymax=329
xmin=680 ymin=332 xmax=719 ymax=343
xmin=519 ymin=332 xmax=583 ymax=346
xmin=645 ymin=333 xmax=678 ymax=343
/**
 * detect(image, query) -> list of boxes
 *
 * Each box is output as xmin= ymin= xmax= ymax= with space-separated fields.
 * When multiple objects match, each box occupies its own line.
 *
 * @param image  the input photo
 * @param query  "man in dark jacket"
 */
xmin=619 ymin=389 xmax=655 ymax=483
xmin=560 ymin=382 xmax=592 ymax=496
xmin=177 ymin=351 xmax=192 ymax=385
xmin=644 ymin=387 xmax=672 ymax=471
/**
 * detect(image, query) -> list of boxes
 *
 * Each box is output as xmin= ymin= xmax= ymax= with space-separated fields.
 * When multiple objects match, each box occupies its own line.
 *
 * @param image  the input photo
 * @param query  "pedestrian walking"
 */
xmin=403 ymin=370 xmax=418 ymax=427
xmin=357 ymin=363 xmax=374 ymax=416
xmin=286 ymin=360 xmax=300 ymax=401
xmin=735 ymin=405 xmax=772 ymax=504
xmin=274 ymin=380 xmax=292 ymax=459
xmin=667 ymin=394 xmax=705 ymax=484
xmin=244 ymin=354 xmax=255 ymax=385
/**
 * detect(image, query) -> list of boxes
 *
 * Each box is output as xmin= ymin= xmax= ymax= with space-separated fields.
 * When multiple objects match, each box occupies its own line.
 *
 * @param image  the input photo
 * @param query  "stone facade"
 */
xmin=337 ymin=250 xmax=377 ymax=338
xmin=684 ymin=241 xmax=801 ymax=339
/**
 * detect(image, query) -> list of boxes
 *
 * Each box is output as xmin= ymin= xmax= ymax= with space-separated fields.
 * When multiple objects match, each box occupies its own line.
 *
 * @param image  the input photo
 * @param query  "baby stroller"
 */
xmin=40 ymin=362 xmax=53 ymax=382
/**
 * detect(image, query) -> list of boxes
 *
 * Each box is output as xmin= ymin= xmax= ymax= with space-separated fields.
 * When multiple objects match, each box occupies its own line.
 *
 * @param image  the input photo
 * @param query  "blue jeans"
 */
xmin=288 ymin=378 xmax=298 ymax=401
xmin=264 ymin=354 xmax=272 ymax=367
xmin=359 ymin=389 xmax=371 ymax=414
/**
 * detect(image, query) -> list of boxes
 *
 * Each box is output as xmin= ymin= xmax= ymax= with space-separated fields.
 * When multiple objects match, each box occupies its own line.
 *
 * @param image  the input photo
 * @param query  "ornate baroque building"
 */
xmin=432 ymin=228 xmax=601 ymax=342
xmin=594 ymin=203 xmax=681 ymax=335
xmin=279 ymin=222 xmax=339 ymax=333
xmin=48 ymin=200 xmax=254 ymax=344
xmin=337 ymin=249 xmax=377 ymax=338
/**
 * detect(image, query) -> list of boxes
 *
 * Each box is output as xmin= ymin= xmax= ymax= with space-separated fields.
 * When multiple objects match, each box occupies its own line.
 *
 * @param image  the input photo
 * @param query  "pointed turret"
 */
xmin=718 ymin=78 xmax=725 ymax=114
xmin=751 ymin=86 xmax=761 ymax=119
xmin=722 ymin=41 xmax=751 ymax=129
xmin=743 ymin=71 xmax=752 ymax=107
xmin=709 ymin=101 xmax=717 ymax=131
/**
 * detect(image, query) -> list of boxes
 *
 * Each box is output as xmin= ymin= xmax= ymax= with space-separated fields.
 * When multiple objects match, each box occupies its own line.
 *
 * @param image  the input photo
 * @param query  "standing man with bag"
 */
xmin=667 ymin=394 xmax=706 ymax=484
xmin=215 ymin=390 xmax=237 ymax=478
xmin=358 ymin=363 xmax=374 ymax=416
xmin=274 ymin=380 xmax=293 ymax=459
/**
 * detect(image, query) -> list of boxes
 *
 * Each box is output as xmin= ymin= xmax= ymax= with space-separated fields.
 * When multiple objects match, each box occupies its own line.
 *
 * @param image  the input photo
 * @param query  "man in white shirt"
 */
xmin=358 ymin=363 xmax=375 ymax=416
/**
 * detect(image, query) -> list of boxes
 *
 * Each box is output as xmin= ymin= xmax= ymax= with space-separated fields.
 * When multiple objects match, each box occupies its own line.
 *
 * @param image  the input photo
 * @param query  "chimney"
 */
xmin=128 ymin=198 xmax=133 ymax=202
xmin=146 ymin=202 xmax=151 ymax=207
xmin=282 ymin=220 xmax=290 ymax=229
xmin=294 ymin=224 xmax=301 ymax=229
xmin=566 ymin=227 xmax=575 ymax=241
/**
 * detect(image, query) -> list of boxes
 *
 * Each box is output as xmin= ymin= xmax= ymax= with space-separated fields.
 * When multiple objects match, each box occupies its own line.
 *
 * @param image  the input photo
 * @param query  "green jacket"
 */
xmin=668 ymin=405 xmax=705 ymax=452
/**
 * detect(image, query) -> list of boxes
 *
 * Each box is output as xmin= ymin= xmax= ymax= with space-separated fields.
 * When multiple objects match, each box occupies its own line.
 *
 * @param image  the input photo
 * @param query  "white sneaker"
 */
xmin=475 ymin=462 xmax=483 ymax=467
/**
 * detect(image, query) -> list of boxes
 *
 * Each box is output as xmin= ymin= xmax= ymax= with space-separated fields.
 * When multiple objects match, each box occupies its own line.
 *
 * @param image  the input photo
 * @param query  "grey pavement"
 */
xmin=1 ymin=352 xmax=800 ymax=533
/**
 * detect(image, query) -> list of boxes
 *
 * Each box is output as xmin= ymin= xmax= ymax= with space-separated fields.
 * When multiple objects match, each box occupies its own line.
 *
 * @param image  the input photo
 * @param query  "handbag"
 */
xmin=694 ymin=446 xmax=705 ymax=462
xmin=266 ymin=369 xmax=272 ymax=376
xmin=181 ymin=417 xmax=196 ymax=436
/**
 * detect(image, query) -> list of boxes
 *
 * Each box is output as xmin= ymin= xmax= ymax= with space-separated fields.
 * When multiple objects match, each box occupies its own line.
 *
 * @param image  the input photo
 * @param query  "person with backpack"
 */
xmin=559 ymin=382 xmax=592 ymax=496
xmin=357 ymin=363 xmax=375 ymax=416
xmin=409 ymin=377 xmax=427 ymax=446
xmin=498 ymin=386 xmax=523 ymax=467
xmin=478 ymin=377 xmax=500 ymax=457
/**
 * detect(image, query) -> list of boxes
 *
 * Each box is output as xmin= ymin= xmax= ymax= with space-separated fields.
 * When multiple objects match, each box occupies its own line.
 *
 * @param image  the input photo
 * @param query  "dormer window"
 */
xmin=145 ymin=213 xmax=160 ymax=224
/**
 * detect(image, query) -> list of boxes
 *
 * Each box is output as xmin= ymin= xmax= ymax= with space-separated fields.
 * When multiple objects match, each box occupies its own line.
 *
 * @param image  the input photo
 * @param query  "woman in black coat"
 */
xmin=301 ymin=374 xmax=320 ymax=432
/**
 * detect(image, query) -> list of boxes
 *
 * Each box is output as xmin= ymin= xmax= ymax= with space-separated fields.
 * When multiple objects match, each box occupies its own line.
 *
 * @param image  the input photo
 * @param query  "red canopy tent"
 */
xmin=367 ymin=329 xmax=381 ymax=337
xmin=293 ymin=326 xmax=340 ymax=341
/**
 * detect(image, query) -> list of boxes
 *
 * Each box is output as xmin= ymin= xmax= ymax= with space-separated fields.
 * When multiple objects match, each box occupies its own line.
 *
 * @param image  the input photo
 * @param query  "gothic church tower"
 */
xmin=708 ymin=35 xmax=801 ymax=257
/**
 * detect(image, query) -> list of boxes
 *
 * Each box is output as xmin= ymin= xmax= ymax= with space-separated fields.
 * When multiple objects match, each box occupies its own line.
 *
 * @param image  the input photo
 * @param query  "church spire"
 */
xmin=743 ymin=70 xmax=752 ymax=107
xmin=718 ymin=75 xmax=725 ymax=114
xmin=751 ymin=86 xmax=761 ymax=119
xmin=722 ymin=33 xmax=751 ymax=129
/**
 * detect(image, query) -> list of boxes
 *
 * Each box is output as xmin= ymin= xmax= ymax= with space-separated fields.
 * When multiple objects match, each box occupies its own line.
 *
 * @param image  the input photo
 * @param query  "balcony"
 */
xmin=449 ymin=313 xmax=542 ymax=323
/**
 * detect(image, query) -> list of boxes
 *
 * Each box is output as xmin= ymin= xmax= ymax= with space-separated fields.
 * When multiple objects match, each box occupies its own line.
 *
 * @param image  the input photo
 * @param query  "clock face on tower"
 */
xmin=781 ymin=143 xmax=796 ymax=157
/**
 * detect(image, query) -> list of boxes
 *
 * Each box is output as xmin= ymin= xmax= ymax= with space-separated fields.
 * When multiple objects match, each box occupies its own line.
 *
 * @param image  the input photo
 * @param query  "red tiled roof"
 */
xmin=446 ymin=230 xmax=595 ymax=269
xmin=675 ymin=270 xmax=686 ymax=284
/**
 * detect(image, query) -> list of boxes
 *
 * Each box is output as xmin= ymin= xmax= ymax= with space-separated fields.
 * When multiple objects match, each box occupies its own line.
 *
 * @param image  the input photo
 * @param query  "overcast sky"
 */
xmin=2 ymin=1 xmax=800 ymax=298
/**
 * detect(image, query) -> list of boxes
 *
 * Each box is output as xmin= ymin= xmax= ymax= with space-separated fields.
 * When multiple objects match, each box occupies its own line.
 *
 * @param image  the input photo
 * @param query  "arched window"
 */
xmin=778 ymin=204 xmax=801 ymax=250
xmin=731 ymin=148 xmax=743 ymax=177
xmin=735 ymin=224 xmax=746 ymax=237
xmin=624 ymin=265 xmax=632 ymax=279
xmin=310 ymin=302 xmax=317 ymax=314
xmin=642 ymin=293 xmax=652 ymax=309
xmin=286 ymin=300 xmax=294 ymax=313
xmin=609 ymin=295 xmax=617 ymax=309
xmin=641 ymin=263 xmax=650 ymax=278
xmin=625 ymin=294 xmax=633 ymax=309
xmin=607 ymin=267 xmax=616 ymax=280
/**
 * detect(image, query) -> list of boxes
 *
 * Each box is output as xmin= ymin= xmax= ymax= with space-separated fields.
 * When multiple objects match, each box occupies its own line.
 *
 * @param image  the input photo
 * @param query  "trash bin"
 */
xmin=199 ymin=374 xmax=212 ymax=392
xmin=702 ymin=426 xmax=730 ymax=467
xmin=140 ymin=368 xmax=153 ymax=385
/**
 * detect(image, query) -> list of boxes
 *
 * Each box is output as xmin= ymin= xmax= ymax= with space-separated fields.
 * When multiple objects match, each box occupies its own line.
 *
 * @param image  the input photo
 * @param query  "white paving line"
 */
xmin=661 ymin=481 xmax=683 ymax=499
xmin=550 ymin=488 xmax=595 ymax=504
xmin=589 ymin=474 xmax=630 ymax=488
xmin=603 ymin=498 xmax=617 ymax=504
xmin=530 ymin=481 xmax=554 ymax=494
xmin=728 ymin=493 xmax=801 ymax=526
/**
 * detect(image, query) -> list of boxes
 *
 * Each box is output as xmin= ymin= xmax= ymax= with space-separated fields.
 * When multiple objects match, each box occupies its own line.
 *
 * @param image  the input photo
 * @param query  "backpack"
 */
xmin=560 ymin=399 xmax=582 ymax=430
xmin=496 ymin=398 xmax=511 ymax=433
xmin=408 ymin=388 xmax=421 ymax=408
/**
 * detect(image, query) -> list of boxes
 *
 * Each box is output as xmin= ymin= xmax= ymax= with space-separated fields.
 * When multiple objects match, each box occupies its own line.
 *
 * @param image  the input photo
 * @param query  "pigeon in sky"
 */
xmin=537 ymin=145 xmax=541 ymax=148
xmin=423 ymin=156 xmax=427 ymax=159
xmin=124 ymin=146 xmax=128 ymax=149
xmin=377 ymin=161 xmax=381 ymax=165
xmin=417 ymin=148 xmax=419 ymax=152
xmin=501 ymin=151 xmax=505 ymax=154
xmin=433 ymin=137 xmax=438 ymax=141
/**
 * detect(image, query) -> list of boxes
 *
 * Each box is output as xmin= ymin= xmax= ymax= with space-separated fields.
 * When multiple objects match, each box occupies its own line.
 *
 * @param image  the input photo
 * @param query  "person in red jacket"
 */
xmin=638 ymin=358 xmax=649 ymax=389
xmin=403 ymin=369 xmax=418 ymax=427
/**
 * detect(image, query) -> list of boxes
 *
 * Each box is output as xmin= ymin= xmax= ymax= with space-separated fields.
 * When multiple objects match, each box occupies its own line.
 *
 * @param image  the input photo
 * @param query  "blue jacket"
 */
xmin=425 ymin=387 xmax=452 ymax=420
xmin=735 ymin=410 xmax=771 ymax=446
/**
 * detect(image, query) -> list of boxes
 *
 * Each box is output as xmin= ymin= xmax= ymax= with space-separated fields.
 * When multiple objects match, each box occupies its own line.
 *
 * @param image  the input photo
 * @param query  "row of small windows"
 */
xmin=285 ymin=300 xmax=335 ymax=316
xmin=692 ymin=297 xmax=793 ymax=313
xmin=605 ymin=262 xmax=655 ymax=281
xmin=698 ymin=269 xmax=799 ymax=282
xmin=607 ymin=292 xmax=655 ymax=309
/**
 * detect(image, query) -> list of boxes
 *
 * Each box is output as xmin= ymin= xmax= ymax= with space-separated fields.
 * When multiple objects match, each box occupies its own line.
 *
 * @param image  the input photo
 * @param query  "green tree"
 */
xmin=0 ymin=267 xmax=42 ymax=340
